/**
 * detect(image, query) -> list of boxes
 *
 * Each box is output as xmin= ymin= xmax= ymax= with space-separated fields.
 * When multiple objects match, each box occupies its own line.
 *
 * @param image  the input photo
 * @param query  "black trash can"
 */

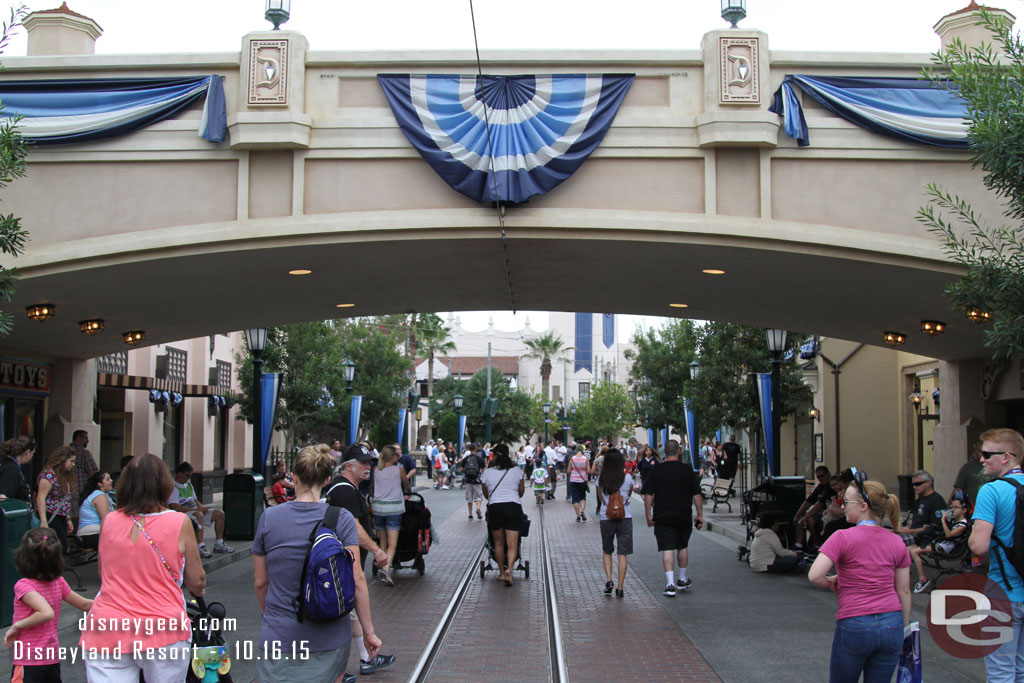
xmin=223 ymin=471 xmax=265 ymax=541
xmin=0 ymin=500 xmax=31 ymax=626
xmin=768 ymin=476 xmax=808 ymax=520
xmin=897 ymin=474 xmax=915 ymax=512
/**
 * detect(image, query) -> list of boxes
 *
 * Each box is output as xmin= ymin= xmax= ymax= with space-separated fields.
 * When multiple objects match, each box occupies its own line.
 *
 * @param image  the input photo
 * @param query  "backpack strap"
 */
xmin=991 ymin=477 xmax=1023 ymax=593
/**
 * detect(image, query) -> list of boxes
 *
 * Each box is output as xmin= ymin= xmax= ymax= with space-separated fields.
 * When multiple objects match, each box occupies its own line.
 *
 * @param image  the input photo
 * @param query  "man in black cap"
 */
xmin=323 ymin=444 xmax=396 ymax=677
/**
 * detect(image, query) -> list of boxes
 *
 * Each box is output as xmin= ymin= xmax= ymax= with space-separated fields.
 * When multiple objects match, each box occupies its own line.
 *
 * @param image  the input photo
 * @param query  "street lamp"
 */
xmin=342 ymin=359 xmax=356 ymax=445
xmin=265 ymin=0 xmax=291 ymax=30
xmin=721 ymin=0 xmax=746 ymax=28
xmin=405 ymin=389 xmax=419 ymax=455
xmin=765 ymin=328 xmax=788 ymax=479
xmin=542 ymin=400 xmax=551 ymax=445
xmin=244 ymin=327 xmax=268 ymax=474
xmin=454 ymin=393 xmax=464 ymax=414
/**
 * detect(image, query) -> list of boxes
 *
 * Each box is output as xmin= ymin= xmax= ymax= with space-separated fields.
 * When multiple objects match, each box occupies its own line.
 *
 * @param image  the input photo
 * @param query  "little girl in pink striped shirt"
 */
xmin=4 ymin=528 xmax=92 ymax=683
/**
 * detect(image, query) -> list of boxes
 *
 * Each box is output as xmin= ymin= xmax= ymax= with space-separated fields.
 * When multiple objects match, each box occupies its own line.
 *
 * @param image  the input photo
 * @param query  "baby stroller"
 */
xmin=479 ymin=510 xmax=531 ymax=580
xmin=186 ymin=596 xmax=233 ymax=683
xmin=737 ymin=481 xmax=795 ymax=561
xmin=384 ymin=492 xmax=432 ymax=575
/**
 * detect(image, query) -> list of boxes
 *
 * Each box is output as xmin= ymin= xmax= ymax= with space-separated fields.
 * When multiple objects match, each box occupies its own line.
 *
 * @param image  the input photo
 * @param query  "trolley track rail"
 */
xmin=407 ymin=504 xmax=568 ymax=683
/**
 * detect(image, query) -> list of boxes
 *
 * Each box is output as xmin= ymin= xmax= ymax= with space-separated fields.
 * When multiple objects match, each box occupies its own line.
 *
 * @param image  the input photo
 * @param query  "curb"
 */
xmin=704 ymin=519 xmax=747 ymax=546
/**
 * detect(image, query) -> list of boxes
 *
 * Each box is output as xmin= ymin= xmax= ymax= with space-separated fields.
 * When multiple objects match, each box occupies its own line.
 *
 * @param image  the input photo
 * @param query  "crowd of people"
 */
xmin=3 ymin=422 xmax=1023 ymax=683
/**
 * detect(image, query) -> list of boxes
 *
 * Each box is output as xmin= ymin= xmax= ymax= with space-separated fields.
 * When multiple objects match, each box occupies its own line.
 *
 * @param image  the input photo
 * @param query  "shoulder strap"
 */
xmin=991 ymin=477 xmax=1024 ymax=592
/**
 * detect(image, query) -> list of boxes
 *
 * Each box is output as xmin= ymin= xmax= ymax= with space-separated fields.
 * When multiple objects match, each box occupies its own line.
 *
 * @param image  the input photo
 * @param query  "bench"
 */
xmin=702 ymin=477 xmax=734 ymax=513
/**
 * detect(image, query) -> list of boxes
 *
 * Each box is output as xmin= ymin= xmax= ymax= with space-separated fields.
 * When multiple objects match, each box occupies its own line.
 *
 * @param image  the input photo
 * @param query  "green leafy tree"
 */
xmin=573 ymin=382 xmax=634 ymax=443
xmin=435 ymin=412 xmax=459 ymax=445
xmin=0 ymin=6 xmax=30 ymax=335
xmin=457 ymin=368 xmax=533 ymax=444
xmin=523 ymin=331 xmax=572 ymax=400
xmin=418 ymin=313 xmax=456 ymax=442
xmin=625 ymin=320 xmax=701 ymax=431
xmin=919 ymin=8 xmax=1024 ymax=358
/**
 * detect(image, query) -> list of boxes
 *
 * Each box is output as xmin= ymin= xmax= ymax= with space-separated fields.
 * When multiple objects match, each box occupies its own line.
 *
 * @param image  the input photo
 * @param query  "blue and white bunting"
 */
xmin=769 ymin=75 xmax=969 ymax=148
xmin=684 ymin=399 xmax=697 ymax=468
xmin=378 ymin=74 xmax=634 ymax=204
xmin=0 ymin=75 xmax=227 ymax=145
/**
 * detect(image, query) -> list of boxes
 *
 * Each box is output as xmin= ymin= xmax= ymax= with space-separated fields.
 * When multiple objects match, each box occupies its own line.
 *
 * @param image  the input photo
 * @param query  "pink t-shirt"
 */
xmin=819 ymin=525 xmax=910 ymax=620
xmin=12 ymin=576 xmax=71 ymax=665
xmin=569 ymin=455 xmax=588 ymax=483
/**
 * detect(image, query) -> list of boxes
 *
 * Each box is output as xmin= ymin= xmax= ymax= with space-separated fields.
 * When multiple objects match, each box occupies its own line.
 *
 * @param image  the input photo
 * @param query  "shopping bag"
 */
xmin=896 ymin=621 xmax=922 ymax=683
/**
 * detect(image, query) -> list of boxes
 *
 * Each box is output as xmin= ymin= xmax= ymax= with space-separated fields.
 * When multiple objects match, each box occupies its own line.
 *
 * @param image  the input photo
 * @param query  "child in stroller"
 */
xmin=479 ymin=519 xmax=531 ymax=580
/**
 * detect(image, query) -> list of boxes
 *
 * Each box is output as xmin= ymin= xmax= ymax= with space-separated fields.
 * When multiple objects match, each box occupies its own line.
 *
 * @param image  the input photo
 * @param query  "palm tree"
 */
xmin=420 ymin=313 xmax=456 ymax=443
xmin=523 ymin=331 xmax=572 ymax=401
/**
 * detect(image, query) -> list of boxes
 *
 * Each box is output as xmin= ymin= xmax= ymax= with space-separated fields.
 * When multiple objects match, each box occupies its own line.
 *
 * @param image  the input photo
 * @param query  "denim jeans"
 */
xmin=829 ymin=610 xmax=903 ymax=683
xmin=986 ymin=599 xmax=1024 ymax=682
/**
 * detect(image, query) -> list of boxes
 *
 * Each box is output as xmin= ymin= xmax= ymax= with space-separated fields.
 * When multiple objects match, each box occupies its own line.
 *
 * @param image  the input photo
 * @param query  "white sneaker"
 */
xmin=441 ymin=485 xmax=450 ymax=490
xmin=213 ymin=542 xmax=235 ymax=554
xmin=198 ymin=545 xmax=212 ymax=558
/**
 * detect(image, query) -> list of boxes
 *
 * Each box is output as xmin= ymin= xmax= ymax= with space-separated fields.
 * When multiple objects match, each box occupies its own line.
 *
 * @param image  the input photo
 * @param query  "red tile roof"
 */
xmin=440 ymin=356 xmax=519 ymax=376
xmin=41 ymin=3 xmax=94 ymax=21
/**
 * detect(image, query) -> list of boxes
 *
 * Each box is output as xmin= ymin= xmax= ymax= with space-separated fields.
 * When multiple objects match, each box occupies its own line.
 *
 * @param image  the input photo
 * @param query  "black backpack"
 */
xmin=463 ymin=455 xmax=481 ymax=483
xmin=991 ymin=477 xmax=1024 ymax=591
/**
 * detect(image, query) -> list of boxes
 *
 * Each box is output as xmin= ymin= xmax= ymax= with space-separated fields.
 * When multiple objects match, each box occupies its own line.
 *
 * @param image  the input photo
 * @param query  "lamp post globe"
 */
xmin=454 ymin=393 xmax=464 ymax=414
xmin=542 ymin=401 xmax=551 ymax=444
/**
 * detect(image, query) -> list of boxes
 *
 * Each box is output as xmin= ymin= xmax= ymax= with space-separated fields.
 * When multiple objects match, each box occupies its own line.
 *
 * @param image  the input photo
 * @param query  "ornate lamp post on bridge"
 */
xmin=542 ymin=400 xmax=551 ymax=445
xmin=243 ymin=327 xmax=268 ymax=474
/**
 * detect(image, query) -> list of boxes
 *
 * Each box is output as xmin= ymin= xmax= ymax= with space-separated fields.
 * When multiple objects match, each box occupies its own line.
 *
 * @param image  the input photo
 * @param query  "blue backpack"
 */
xmin=295 ymin=506 xmax=356 ymax=623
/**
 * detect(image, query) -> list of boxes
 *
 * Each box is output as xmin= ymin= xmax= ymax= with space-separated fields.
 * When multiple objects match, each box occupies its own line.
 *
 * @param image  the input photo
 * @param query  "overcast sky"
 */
xmin=3 ymin=0 xmax=1018 ymax=338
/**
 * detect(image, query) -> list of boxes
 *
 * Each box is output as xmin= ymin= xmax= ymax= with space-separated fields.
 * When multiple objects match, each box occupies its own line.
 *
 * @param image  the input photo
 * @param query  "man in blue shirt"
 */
xmin=970 ymin=427 xmax=1024 ymax=681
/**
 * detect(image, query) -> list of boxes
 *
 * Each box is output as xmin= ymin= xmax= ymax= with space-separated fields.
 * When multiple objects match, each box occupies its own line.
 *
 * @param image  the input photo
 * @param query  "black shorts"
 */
xmin=487 ymin=502 xmax=523 ymax=532
xmin=600 ymin=518 xmax=633 ymax=555
xmin=12 ymin=663 xmax=61 ymax=683
xmin=654 ymin=520 xmax=693 ymax=551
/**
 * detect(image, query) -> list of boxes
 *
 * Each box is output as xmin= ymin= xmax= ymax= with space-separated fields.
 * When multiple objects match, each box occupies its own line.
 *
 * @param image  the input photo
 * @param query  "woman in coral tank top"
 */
xmin=79 ymin=453 xmax=206 ymax=682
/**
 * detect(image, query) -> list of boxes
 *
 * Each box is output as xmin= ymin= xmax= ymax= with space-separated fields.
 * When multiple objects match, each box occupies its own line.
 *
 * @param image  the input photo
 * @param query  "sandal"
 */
xmin=615 ymin=588 xmax=624 ymax=598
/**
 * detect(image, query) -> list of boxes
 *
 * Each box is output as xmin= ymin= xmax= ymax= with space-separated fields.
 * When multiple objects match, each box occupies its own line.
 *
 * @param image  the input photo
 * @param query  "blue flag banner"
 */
xmin=397 ymin=408 xmax=407 ymax=447
xmin=348 ymin=395 xmax=363 ymax=445
xmin=756 ymin=373 xmax=775 ymax=477
xmin=684 ymin=400 xmax=697 ymax=468
xmin=0 ymin=75 xmax=227 ymax=145
xmin=377 ymin=74 xmax=634 ymax=204
xmin=661 ymin=426 xmax=669 ymax=451
xmin=457 ymin=415 xmax=467 ymax=457
xmin=715 ymin=429 xmax=722 ymax=444
xmin=260 ymin=372 xmax=281 ymax=475
xmin=647 ymin=428 xmax=656 ymax=447
xmin=769 ymin=75 xmax=969 ymax=148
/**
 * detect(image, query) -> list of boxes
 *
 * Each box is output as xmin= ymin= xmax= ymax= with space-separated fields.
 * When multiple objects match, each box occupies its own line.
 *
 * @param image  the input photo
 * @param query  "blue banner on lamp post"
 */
xmin=756 ymin=372 xmax=775 ymax=477
xmin=647 ymin=428 xmax=656 ymax=448
xmin=348 ymin=395 xmax=363 ymax=445
xmin=397 ymin=408 xmax=407 ymax=447
xmin=259 ymin=372 xmax=281 ymax=475
xmin=457 ymin=415 xmax=467 ymax=456
xmin=684 ymin=399 xmax=697 ymax=468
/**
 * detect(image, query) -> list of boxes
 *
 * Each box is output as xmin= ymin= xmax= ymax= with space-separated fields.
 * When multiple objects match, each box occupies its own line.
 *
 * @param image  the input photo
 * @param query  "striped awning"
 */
xmin=97 ymin=373 xmax=228 ymax=397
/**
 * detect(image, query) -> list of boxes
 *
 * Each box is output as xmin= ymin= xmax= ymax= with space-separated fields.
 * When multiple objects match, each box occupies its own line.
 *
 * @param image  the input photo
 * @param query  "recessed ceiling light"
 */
xmin=669 ymin=303 xmax=688 ymax=308
xmin=288 ymin=269 xmax=312 ymax=275
xmin=336 ymin=303 xmax=355 ymax=308
xmin=702 ymin=269 xmax=726 ymax=275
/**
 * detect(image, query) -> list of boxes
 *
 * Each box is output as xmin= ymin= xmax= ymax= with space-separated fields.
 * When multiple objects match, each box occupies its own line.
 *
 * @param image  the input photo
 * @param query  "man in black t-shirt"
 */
xmin=901 ymin=470 xmax=947 ymax=547
xmin=323 ymin=444 xmax=396 ymax=676
xmin=642 ymin=439 xmax=704 ymax=597
xmin=718 ymin=434 xmax=741 ymax=480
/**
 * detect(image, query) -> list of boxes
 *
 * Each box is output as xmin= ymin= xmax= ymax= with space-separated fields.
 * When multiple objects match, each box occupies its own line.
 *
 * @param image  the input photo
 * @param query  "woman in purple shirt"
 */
xmin=808 ymin=473 xmax=911 ymax=683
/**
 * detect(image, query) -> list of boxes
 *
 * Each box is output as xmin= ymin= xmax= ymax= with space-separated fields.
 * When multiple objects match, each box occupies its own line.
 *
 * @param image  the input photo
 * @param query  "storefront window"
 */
xmin=162 ymin=403 xmax=182 ymax=469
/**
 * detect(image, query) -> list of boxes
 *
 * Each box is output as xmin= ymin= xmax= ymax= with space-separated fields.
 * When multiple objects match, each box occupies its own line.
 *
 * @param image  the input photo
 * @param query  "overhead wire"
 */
xmin=468 ymin=0 xmax=517 ymax=314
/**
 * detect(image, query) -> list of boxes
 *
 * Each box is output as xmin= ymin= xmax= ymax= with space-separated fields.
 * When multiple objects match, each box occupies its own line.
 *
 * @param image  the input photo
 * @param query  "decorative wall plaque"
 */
xmin=719 ymin=37 xmax=759 ymax=104
xmin=248 ymin=39 xmax=288 ymax=105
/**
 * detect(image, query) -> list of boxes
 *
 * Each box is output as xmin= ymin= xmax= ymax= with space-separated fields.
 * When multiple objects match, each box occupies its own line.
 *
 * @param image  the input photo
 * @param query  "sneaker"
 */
xmin=581 ymin=512 xmax=587 ymax=522
xmin=198 ymin=545 xmax=212 ymax=559
xmin=380 ymin=569 xmax=394 ymax=586
xmin=213 ymin=542 xmax=235 ymax=554
xmin=360 ymin=654 xmax=396 ymax=675
xmin=441 ymin=485 xmax=450 ymax=490
xmin=604 ymin=580 xmax=614 ymax=594
xmin=468 ymin=514 xmax=473 ymax=519
xmin=913 ymin=579 xmax=931 ymax=594
xmin=476 ymin=509 xmax=482 ymax=520
xmin=342 ymin=675 xmax=357 ymax=683
xmin=615 ymin=588 xmax=624 ymax=598
xmin=663 ymin=584 xmax=677 ymax=597
xmin=676 ymin=578 xmax=693 ymax=591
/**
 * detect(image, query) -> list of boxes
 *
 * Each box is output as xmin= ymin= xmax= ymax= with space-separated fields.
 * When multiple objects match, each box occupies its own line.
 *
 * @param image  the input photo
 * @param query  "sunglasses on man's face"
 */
xmin=981 ymin=450 xmax=1016 ymax=460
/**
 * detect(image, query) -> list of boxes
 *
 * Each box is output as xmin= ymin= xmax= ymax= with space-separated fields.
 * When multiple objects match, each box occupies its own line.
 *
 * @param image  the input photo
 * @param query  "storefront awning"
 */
xmin=97 ymin=373 xmax=228 ymax=397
